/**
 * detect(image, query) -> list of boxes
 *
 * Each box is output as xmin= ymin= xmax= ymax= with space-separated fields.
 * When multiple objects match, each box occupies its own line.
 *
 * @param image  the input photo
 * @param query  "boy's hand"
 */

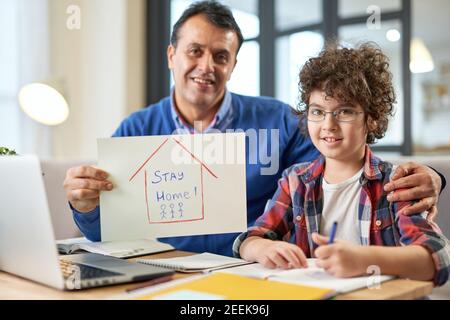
xmin=258 ymin=241 xmax=308 ymax=269
xmin=242 ymin=238 xmax=308 ymax=269
xmin=384 ymin=162 xmax=441 ymax=220
xmin=312 ymin=233 xmax=366 ymax=278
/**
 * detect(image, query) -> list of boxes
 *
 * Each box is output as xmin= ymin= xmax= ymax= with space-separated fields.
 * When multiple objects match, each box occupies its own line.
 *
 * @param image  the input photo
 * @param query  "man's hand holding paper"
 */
xmin=64 ymin=165 xmax=113 ymax=213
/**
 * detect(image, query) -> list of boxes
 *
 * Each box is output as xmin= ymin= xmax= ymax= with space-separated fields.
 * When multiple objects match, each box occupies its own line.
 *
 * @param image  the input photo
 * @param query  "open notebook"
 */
xmin=56 ymin=237 xmax=175 ymax=258
xmin=136 ymin=252 xmax=252 ymax=273
xmin=216 ymin=259 xmax=394 ymax=294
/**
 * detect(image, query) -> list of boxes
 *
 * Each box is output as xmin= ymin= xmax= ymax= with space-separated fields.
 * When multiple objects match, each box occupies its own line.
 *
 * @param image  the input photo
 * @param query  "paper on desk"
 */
xmin=56 ymin=237 xmax=91 ymax=246
xmin=98 ymin=133 xmax=247 ymax=241
xmin=215 ymin=259 xmax=318 ymax=278
xmin=136 ymin=252 xmax=251 ymax=272
xmin=217 ymin=259 xmax=394 ymax=293
xmin=56 ymin=237 xmax=175 ymax=258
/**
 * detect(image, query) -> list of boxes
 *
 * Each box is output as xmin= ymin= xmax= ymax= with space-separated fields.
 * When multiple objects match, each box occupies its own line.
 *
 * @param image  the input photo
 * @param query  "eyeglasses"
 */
xmin=307 ymin=107 xmax=364 ymax=122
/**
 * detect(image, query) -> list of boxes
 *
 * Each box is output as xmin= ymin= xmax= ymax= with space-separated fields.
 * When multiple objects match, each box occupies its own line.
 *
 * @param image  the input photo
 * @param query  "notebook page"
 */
xmin=136 ymin=252 xmax=250 ymax=271
xmin=269 ymin=268 xmax=394 ymax=293
xmin=76 ymin=239 xmax=174 ymax=258
xmin=216 ymin=259 xmax=318 ymax=279
xmin=217 ymin=259 xmax=393 ymax=293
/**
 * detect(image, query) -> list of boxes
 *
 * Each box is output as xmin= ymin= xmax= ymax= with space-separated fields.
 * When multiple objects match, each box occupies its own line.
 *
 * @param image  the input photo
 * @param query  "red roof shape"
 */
xmin=129 ymin=137 xmax=218 ymax=182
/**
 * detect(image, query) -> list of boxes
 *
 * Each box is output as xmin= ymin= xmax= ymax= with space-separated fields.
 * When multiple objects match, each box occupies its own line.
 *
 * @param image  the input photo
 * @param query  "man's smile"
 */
xmin=191 ymin=77 xmax=215 ymax=86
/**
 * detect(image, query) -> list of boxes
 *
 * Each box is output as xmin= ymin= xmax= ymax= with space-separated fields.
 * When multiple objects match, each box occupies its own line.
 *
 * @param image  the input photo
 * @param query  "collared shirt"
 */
xmin=170 ymin=87 xmax=234 ymax=134
xmin=233 ymin=146 xmax=450 ymax=286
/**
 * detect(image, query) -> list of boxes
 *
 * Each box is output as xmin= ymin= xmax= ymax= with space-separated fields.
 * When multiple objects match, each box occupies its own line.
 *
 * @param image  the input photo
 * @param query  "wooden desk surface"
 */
xmin=0 ymin=251 xmax=433 ymax=300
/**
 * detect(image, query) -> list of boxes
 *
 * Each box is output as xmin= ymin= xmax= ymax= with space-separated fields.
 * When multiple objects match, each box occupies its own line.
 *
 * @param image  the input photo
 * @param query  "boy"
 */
xmin=233 ymin=42 xmax=450 ymax=286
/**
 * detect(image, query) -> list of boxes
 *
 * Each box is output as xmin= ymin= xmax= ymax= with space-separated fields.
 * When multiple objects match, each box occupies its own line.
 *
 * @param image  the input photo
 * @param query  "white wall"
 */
xmin=126 ymin=0 xmax=146 ymax=117
xmin=49 ymin=0 xmax=145 ymax=159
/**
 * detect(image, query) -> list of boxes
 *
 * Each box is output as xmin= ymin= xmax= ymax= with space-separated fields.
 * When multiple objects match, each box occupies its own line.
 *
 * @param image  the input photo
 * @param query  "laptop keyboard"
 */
xmin=60 ymin=259 xmax=122 ymax=280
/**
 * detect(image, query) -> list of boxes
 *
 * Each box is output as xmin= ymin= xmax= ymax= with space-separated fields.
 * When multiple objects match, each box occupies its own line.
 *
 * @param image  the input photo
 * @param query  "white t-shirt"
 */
xmin=320 ymin=168 xmax=364 ymax=245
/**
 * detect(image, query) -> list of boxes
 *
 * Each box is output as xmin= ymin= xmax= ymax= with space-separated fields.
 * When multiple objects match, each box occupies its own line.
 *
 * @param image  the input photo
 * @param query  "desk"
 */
xmin=0 ymin=251 xmax=433 ymax=300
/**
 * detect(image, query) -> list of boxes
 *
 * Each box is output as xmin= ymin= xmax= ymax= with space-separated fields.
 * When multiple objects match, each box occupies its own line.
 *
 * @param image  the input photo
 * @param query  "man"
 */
xmin=64 ymin=1 xmax=445 ymax=256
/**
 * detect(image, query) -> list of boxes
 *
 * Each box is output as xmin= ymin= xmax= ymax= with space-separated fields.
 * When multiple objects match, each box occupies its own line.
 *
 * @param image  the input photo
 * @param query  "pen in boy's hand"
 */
xmin=328 ymin=221 xmax=338 ymax=244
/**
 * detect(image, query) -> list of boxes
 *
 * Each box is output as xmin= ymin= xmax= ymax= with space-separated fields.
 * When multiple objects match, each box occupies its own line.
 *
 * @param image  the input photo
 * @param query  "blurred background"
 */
xmin=1 ymin=0 xmax=450 ymax=159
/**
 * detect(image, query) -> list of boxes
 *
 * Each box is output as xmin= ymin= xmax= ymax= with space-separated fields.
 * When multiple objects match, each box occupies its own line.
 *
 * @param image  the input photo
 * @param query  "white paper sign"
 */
xmin=98 ymin=133 xmax=247 ymax=241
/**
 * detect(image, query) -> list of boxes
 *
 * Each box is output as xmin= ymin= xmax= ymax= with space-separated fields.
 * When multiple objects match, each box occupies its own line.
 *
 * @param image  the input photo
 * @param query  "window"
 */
xmin=151 ymin=0 xmax=443 ymax=155
xmin=276 ymin=31 xmax=323 ymax=107
xmin=0 ymin=0 xmax=21 ymax=151
xmin=275 ymin=0 xmax=322 ymax=31
xmin=339 ymin=21 xmax=404 ymax=147
xmin=339 ymin=0 xmax=401 ymax=18
xmin=227 ymin=41 xmax=260 ymax=96
xmin=1 ymin=0 xmax=51 ymax=156
xmin=337 ymin=1 xmax=410 ymax=153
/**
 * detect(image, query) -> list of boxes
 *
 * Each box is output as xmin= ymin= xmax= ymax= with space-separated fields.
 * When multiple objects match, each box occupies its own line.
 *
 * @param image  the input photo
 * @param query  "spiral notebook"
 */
xmin=136 ymin=252 xmax=252 ymax=273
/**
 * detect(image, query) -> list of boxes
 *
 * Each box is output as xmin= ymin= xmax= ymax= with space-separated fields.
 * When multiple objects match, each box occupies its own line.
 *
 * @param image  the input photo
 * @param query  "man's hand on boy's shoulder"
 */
xmin=384 ymin=162 xmax=442 ymax=220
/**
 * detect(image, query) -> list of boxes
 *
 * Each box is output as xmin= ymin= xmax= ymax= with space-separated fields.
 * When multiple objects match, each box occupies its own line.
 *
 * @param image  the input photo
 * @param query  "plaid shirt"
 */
xmin=233 ymin=146 xmax=450 ymax=286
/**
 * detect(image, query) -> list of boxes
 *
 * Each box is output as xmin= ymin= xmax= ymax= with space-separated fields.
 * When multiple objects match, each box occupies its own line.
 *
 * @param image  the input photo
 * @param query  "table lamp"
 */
xmin=18 ymin=79 xmax=69 ymax=126
xmin=410 ymin=38 xmax=435 ymax=74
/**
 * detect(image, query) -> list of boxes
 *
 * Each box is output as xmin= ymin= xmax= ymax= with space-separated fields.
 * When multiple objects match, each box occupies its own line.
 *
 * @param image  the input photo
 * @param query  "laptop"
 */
xmin=0 ymin=155 xmax=174 ymax=290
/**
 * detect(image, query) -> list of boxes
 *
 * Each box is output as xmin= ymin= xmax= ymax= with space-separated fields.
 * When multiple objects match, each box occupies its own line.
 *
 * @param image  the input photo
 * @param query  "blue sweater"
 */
xmin=73 ymin=93 xmax=319 ymax=256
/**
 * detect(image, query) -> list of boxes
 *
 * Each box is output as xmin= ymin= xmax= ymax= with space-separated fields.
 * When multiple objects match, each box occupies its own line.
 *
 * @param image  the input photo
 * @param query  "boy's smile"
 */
xmin=321 ymin=136 xmax=343 ymax=145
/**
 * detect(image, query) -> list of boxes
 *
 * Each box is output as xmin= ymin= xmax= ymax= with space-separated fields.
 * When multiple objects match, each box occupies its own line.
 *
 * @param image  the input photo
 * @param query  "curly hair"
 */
xmin=296 ymin=41 xmax=396 ymax=144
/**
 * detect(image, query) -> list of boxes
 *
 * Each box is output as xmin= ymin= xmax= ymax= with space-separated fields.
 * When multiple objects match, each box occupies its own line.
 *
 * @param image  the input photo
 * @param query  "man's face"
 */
xmin=167 ymin=14 xmax=238 ymax=112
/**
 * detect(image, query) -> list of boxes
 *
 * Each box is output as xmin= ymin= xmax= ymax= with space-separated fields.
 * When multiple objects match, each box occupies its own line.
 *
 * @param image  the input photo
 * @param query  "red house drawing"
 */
xmin=129 ymin=137 xmax=218 ymax=224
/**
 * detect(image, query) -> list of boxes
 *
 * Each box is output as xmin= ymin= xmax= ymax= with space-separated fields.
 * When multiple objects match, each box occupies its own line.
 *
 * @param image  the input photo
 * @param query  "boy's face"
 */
xmin=307 ymin=90 xmax=368 ymax=164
